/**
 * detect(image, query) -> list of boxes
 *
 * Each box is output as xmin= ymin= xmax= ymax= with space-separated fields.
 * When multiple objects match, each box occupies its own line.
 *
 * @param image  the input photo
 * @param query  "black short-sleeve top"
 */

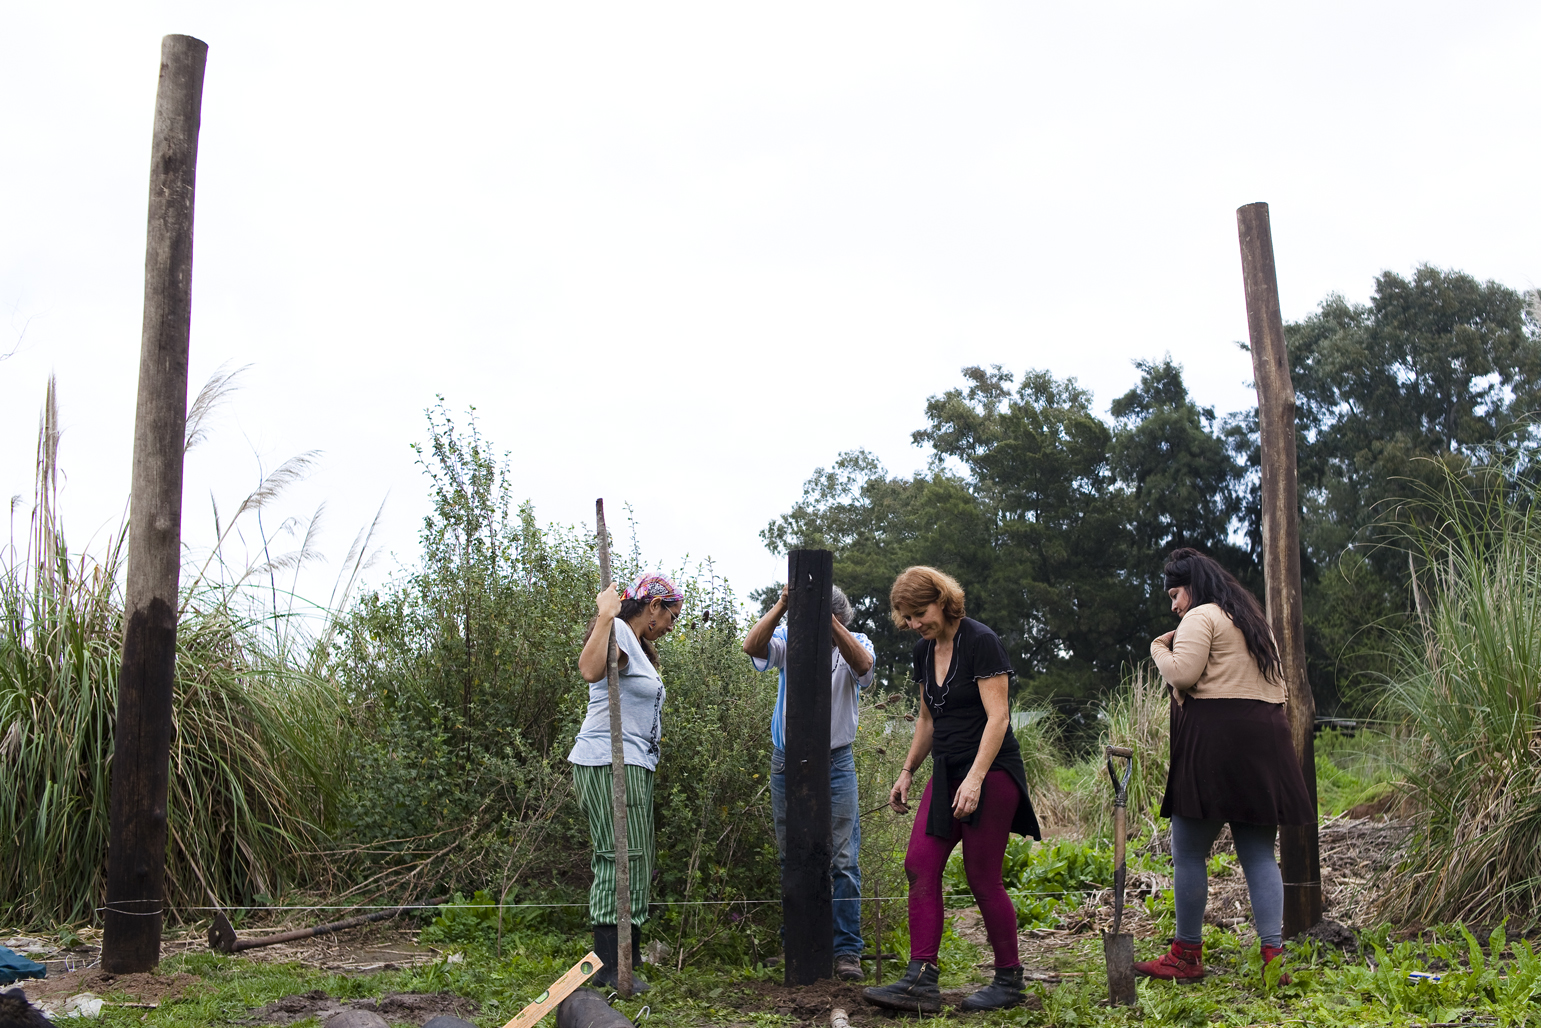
xmin=911 ymin=618 xmax=1041 ymax=840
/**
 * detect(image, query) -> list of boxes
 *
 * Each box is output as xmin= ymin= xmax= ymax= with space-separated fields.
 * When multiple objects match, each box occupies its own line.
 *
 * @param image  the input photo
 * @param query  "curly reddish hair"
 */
xmin=889 ymin=566 xmax=966 ymax=627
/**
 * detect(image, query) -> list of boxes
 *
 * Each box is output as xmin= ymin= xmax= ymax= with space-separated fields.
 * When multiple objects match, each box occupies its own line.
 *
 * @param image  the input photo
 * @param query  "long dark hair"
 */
xmin=1163 ymin=547 xmax=1281 ymax=682
xmin=584 ymin=596 xmax=679 ymax=669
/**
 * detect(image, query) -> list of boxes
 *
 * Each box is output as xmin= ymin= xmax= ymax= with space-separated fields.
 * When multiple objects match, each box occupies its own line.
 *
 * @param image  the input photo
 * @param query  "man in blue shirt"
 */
xmin=743 ymin=583 xmax=876 ymax=981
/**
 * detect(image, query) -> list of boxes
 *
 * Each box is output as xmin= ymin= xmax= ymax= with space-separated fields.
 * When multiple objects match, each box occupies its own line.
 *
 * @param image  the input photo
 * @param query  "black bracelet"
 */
xmin=901 ymin=766 xmax=915 ymax=774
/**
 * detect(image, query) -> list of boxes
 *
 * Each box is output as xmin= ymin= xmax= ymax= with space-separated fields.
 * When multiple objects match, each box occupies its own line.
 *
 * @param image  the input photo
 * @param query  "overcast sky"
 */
xmin=3 ymin=1 xmax=1538 ymax=613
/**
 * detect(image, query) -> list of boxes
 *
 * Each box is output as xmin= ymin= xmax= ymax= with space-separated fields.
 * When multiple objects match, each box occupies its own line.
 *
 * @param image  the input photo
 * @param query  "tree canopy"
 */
xmin=764 ymin=266 xmax=1540 ymax=728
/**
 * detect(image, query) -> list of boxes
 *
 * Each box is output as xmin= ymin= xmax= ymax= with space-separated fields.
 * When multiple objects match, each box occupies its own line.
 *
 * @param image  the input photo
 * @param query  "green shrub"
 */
xmin=331 ymin=405 xmax=782 ymax=967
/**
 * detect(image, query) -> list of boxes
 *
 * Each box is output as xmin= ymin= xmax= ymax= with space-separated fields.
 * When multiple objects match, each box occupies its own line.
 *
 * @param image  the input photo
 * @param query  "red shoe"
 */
xmin=1261 ymin=944 xmax=1292 ymax=985
xmin=1134 ymin=939 xmax=1204 ymax=981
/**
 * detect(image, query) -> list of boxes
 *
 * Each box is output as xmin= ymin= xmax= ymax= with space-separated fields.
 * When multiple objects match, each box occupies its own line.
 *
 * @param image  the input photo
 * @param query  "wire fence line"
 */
xmin=177 ymin=889 xmax=1115 ymax=915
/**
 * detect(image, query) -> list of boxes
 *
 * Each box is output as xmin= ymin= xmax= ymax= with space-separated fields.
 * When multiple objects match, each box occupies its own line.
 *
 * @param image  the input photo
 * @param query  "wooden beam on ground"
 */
xmin=102 ymin=33 xmax=208 ymax=974
xmin=1236 ymin=201 xmax=1323 ymax=938
xmin=783 ymin=548 xmax=834 ymax=985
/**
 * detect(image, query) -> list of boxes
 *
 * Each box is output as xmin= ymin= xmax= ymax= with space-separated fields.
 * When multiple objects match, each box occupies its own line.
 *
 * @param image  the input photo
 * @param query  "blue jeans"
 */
xmin=770 ymin=744 xmax=863 ymax=957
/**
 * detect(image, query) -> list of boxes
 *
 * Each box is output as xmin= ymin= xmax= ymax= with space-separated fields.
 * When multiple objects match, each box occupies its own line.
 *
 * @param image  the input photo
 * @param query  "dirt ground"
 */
xmin=17 ymin=968 xmax=203 ymax=1007
xmin=241 ymin=990 xmax=478 ymax=1025
xmin=8 ymin=816 xmax=1399 ymax=1026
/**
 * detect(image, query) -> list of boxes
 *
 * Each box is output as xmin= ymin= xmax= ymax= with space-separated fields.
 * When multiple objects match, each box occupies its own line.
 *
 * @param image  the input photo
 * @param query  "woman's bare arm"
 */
xmin=952 ymin=673 xmax=1010 ymax=817
xmin=578 ymin=585 xmax=623 ymax=683
xmin=889 ymin=699 xmax=934 ymax=812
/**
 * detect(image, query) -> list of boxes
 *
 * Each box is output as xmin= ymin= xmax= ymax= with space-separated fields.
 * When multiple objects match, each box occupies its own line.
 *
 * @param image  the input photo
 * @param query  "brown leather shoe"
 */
xmin=835 ymin=953 xmax=864 ymax=981
xmin=1133 ymin=939 xmax=1204 ymax=981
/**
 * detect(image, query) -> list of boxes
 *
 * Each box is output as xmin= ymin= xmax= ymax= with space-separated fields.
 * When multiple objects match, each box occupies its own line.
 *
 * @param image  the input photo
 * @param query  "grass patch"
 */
xmin=67 ymin=918 xmax=1540 ymax=1028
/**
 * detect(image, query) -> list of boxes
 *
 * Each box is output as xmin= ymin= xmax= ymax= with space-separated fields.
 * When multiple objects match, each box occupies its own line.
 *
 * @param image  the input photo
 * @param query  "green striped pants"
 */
xmin=572 ymin=763 xmax=655 ymax=926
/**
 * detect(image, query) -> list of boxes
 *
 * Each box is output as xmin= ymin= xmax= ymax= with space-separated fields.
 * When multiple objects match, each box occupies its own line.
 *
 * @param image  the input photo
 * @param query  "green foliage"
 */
xmin=0 ymin=379 xmax=346 ymax=923
xmin=330 ymin=402 xmax=602 ymax=893
xmin=332 ymin=404 xmax=781 ymax=958
xmin=1313 ymin=727 xmax=1401 ymax=817
xmin=765 ymin=362 xmax=1242 ymax=728
xmin=1055 ymin=662 xmax=1171 ymax=842
xmin=122 ymin=918 xmax=1541 ymax=1028
xmin=943 ymin=836 xmax=1117 ymax=929
xmin=1375 ymin=459 xmax=1541 ymax=929
xmin=768 ymin=267 xmax=1539 ymax=723
xmin=1234 ymin=264 xmax=1541 ymax=714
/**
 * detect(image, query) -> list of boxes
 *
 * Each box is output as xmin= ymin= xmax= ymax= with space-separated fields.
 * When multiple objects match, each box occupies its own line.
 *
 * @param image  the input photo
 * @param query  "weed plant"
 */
xmin=0 ymin=378 xmax=354 ymax=923
xmin=1375 ymin=460 xmax=1541 ymax=928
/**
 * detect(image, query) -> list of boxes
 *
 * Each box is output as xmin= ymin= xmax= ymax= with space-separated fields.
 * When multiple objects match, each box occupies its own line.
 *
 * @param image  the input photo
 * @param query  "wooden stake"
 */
xmin=782 ymin=548 xmax=834 ymax=986
xmin=101 ymin=33 xmax=208 ymax=974
xmin=595 ymin=499 xmax=632 ymax=997
xmin=1236 ymin=202 xmax=1322 ymax=938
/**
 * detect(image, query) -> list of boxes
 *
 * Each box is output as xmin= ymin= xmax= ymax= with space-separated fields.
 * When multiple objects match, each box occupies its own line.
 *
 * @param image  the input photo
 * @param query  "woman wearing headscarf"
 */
xmin=863 ymin=567 xmax=1041 ymax=1015
xmin=1136 ymin=547 xmax=1313 ymax=982
xmin=570 ymin=571 xmax=684 ymax=993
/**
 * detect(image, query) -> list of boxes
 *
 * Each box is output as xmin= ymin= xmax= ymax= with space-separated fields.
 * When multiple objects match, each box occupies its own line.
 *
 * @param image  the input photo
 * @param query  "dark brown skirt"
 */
xmin=1159 ymin=697 xmax=1315 ymax=825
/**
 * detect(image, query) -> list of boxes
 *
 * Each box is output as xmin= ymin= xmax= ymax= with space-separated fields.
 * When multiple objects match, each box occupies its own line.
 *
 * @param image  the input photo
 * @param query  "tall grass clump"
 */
xmin=0 ymin=378 xmax=352 ymax=924
xmin=1374 ymin=459 xmax=1541 ymax=928
xmin=1063 ymin=662 xmax=1170 ymax=841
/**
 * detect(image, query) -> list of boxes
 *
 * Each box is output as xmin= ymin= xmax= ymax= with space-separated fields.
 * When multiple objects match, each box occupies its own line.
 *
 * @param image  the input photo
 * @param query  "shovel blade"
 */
xmin=1103 ymin=931 xmax=1137 ymax=1007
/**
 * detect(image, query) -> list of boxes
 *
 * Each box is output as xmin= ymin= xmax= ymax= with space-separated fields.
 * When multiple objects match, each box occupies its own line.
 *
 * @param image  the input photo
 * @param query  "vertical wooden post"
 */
xmin=101 ymin=34 xmax=208 ymax=974
xmin=1236 ymin=202 xmax=1322 ymax=938
xmin=783 ymin=549 xmax=834 ymax=986
xmin=594 ymin=500 xmax=632 ymax=997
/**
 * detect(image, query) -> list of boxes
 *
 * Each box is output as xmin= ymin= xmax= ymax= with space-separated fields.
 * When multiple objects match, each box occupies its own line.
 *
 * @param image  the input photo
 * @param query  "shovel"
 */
xmin=1103 ymin=745 xmax=1137 ymax=1006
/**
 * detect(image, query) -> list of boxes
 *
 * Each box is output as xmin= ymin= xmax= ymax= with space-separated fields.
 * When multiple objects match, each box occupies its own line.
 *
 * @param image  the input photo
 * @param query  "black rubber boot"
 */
xmin=862 ymin=960 xmax=942 ymax=1013
xmin=591 ymin=924 xmax=650 ymax=994
xmin=961 ymin=965 xmax=1026 ymax=1011
xmin=590 ymin=925 xmax=620 ymax=989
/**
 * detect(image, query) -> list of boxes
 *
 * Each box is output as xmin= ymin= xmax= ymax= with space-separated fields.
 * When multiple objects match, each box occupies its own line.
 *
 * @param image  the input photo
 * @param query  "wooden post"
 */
xmin=594 ymin=500 xmax=632 ymax=997
xmin=1237 ymin=202 xmax=1322 ymax=938
xmin=101 ymin=34 xmax=208 ymax=974
xmin=782 ymin=549 xmax=834 ymax=986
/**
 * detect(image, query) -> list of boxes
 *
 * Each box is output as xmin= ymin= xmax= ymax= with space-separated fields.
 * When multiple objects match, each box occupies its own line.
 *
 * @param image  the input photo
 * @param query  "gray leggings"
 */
xmin=1171 ymin=816 xmax=1283 ymax=947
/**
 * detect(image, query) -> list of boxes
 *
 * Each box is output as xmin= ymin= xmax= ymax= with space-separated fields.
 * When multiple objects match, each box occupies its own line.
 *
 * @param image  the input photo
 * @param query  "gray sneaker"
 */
xmin=835 ymin=953 xmax=865 ymax=981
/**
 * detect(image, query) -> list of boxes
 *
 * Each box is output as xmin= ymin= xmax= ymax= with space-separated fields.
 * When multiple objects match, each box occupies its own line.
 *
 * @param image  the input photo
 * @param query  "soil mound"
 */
xmin=245 ymin=991 xmax=477 ymax=1025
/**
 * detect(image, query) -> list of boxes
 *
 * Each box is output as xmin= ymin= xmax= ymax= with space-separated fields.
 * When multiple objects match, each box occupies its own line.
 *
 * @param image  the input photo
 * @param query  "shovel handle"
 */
xmin=1105 ymin=746 xmax=1134 ymax=807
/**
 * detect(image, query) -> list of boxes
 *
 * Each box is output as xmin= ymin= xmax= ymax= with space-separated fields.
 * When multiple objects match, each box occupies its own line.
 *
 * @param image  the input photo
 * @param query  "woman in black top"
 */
xmin=863 ymin=567 xmax=1041 ymax=1015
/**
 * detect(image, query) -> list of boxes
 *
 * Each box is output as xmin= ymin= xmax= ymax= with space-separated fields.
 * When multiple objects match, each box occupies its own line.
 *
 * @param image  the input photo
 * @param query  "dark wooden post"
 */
xmin=1237 ymin=202 xmax=1322 ymax=938
xmin=594 ymin=499 xmax=633 ymax=997
xmin=782 ymin=549 xmax=834 ymax=986
xmin=102 ymin=34 xmax=208 ymax=973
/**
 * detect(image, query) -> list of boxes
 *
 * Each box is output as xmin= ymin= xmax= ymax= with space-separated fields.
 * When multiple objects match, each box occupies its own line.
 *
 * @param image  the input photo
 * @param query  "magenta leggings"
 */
xmin=904 ymin=769 xmax=1020 ymax=968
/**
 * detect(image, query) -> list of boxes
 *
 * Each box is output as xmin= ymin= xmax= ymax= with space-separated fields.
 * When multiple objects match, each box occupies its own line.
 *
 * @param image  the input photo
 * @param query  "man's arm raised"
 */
xmin=742 ymin=584 xmax=789 ymax=660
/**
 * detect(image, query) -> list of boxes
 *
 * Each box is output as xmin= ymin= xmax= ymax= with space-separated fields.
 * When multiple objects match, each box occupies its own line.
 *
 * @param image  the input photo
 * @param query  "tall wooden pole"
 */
xmin=1236 ymin=202 xmax=1322 ymax=938
xmin=594 ymin=500 xmax=633 ymax=997
xmin=101 ymin=34 xmax=208 ymax=974
xmin=782 ymin=549 xmax=834 ymax=986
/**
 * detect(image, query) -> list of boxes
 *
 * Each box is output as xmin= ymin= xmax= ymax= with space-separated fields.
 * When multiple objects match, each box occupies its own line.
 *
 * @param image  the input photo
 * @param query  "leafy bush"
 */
xmin=332 ymin=405 xmax=782 ymax=967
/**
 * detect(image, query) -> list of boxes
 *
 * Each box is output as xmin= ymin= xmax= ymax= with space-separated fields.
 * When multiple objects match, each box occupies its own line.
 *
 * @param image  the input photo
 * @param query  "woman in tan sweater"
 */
xmin=1136 ymin=548 xmax=1312 ymax=982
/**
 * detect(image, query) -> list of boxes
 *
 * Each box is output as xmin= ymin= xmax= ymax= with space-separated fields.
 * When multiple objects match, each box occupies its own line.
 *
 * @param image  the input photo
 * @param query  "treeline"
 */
xmin=761 ymin=265 xmax=1541 ymax=724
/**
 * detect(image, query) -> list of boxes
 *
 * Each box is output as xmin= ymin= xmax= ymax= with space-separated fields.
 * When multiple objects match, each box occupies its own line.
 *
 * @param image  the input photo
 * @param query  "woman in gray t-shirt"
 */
xmin=570 ymin=571 xmax=683 ymax=993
